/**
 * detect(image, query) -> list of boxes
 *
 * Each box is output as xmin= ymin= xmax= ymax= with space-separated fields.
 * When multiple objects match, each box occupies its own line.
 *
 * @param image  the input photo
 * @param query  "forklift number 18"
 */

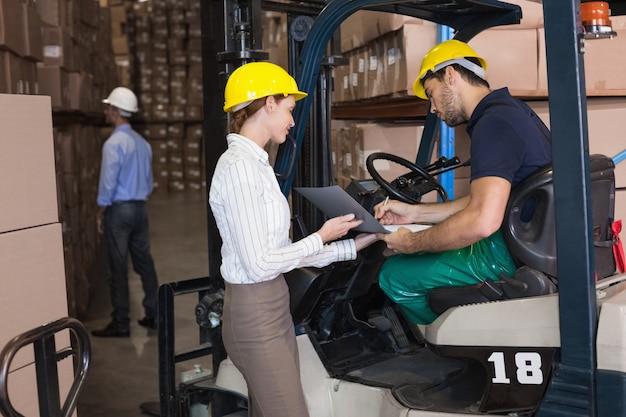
xmin=488 ymin=352 xmax=544 ymax=385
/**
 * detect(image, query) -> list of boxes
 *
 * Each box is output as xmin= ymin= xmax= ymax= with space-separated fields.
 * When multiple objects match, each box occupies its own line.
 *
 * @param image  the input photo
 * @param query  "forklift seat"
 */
xmin=428 ymin=154 xmax=616 ymax=315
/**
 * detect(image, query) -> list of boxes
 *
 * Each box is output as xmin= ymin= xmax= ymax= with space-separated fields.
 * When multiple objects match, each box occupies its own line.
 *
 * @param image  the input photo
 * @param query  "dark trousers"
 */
xmin=223 ymin=278 xmax=310 ymax=417
xmin=104 ymin=201 xmax=158 ymax=329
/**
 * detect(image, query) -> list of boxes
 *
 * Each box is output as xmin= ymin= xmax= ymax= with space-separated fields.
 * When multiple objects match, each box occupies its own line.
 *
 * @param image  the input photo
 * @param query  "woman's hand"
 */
xmin=317 ymin=213 xmax=363 ymax=243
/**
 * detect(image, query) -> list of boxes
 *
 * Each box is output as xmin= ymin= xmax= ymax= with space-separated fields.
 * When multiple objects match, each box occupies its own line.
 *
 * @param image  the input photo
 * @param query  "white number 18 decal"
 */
xmin=487 ymin=352 xmax=543 ymax=385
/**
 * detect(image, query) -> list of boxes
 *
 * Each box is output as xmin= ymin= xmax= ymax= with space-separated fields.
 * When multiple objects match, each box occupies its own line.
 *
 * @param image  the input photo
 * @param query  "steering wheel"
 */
xmin=366 ymin=152 xmax=448 ymax=204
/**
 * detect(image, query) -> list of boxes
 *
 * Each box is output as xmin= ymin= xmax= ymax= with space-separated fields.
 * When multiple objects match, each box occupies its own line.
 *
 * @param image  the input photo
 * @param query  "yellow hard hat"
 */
xmin=413 ymin=39 xmax=487 ymax=100
xmin=223 ymin=62 xmax=308 ymax=112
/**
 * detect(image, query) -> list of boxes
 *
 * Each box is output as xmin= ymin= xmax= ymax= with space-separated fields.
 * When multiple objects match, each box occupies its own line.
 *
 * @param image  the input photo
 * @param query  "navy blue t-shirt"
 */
xmin=467 ymin=88 xmax=552 ymax=187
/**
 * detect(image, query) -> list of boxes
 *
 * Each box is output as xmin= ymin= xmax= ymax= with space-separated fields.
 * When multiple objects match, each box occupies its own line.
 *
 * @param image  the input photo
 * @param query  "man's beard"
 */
xmin=440 ymin=85 xmax=466 ymax=127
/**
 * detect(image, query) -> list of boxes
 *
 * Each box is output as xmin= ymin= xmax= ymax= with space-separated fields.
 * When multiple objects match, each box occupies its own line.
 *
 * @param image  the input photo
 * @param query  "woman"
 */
xmin=209 ymin=62 xmax=376 ymax=417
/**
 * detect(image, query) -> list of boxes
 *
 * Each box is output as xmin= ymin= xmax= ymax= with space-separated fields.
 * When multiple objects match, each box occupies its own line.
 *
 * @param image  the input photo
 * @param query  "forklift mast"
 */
xmin=202 ymin=1 xmax=626 ymax=415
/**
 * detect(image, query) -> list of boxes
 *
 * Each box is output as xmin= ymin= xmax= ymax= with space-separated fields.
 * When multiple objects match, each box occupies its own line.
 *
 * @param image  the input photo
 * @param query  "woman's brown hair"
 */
xmin=229 ymin=94 xmax=288 ymax=134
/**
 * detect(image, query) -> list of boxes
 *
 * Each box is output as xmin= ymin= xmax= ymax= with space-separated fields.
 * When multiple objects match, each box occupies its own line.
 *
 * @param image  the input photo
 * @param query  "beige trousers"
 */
xmin=223 ymin=277 xmax=310 ymax=417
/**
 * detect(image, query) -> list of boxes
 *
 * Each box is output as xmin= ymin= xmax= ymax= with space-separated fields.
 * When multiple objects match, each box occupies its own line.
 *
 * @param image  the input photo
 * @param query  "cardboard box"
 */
xmin=0 ymin=50 xmax=25 ymax=94
xmin=36 ymin=0 xmax=69 ymax=27
xmin=68 ymin=71 xmax=93 ymax=111
xmin=186 ymin=105 xmax=202 ymax=120
xmin=340 ymin=10 xmax=425 ymax=52
xmin=382 ymin=23 xmax=438 ymax=96
xmin=21 ymin=58 xmax=38 ymax=94
xmin=538 ymin=28 xmax=626 ymax=92
xmin=526 ymin=98 xmax=626 ymax=225
xmin=0 ymin=223 xmax=73 ymax=416
xmin=348 ymin=46 xmax=369 ymax=100
xmin=78 ymin=0 xmax=100 ymax=28
xmin=336 ymin=127 xmax=353 ymax=178
xmin=367 ymin=37 xmax=385 ymax=98
xmin=0 ymin=94 xmax=58 ymax=233
xmin=581 ymin=30 xmax=626 ymax=92
xmin=21 ymin=1 xmax=43 ymax=61
xmin=351 ymin=122 xmax=424 ymax=180
xmin=109 ymin=4 xmax=128 ymax=38
xmin=54 ymin=129 xmax=77 ymax=174
xmin=469 ymin=28 xmax=539 ymax=93
xmin=332 ymin=64 xmax=350 ymax=103
xmin=340 ymin=10 xmax=380 ymax=52
xmin=0 ymin=0 xmax=24 ymax=55
xmin=42 ymin=26 xmax=75 ymax=70
xmin=37 ymin=65 xmax=71 ymax=110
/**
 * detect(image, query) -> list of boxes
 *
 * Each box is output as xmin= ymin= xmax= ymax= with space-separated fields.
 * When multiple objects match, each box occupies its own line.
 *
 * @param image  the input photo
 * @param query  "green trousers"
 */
xmin=378 ymin=230 xmax=517 ymax=325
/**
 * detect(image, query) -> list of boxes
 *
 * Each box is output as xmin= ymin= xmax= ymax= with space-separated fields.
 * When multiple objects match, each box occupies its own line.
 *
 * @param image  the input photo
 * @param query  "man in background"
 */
xmin=92 ymin=87 xmax=159 ymax=337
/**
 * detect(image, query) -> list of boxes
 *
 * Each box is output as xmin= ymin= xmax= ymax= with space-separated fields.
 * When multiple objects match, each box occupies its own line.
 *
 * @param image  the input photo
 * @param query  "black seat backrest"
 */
xmin=502 ymin=153 xmax=616 ymax=279
xmin=429 ymin=154 xmax=616 ymax=315
xmin=502 ymin=162 xmax=557 ymax=277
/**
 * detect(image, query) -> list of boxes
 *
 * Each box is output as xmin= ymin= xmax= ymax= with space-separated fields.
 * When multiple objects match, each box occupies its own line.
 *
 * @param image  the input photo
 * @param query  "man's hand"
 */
xmin=96 ymin=215 xmax=104 ymax=234
xmin=375 ymin=227 xmax=415 ymax=253
xmin=317 ymin=213 xmax=364 ymax=244
xmin=373 ymin=200 xmax=415 ymax=225
xmin=96 ymin=206 xmax=106 ymax=235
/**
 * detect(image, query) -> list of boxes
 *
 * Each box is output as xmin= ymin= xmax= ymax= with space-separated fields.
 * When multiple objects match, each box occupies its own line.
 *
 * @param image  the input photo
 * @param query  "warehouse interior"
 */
xmin=2 ymin=0 xmax=626 ymax=416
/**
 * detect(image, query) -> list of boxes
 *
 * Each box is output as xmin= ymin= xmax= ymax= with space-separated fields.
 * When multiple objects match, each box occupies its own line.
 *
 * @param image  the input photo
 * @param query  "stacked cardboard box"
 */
xmin=2 ymin=0 xmax=122 ymax=323
xmin=332 ymin=7 xmax=451 ymax=101
xmin=335 ymin=1 xmax=626 ymax=103
xmin=0 ymin=94 xmax=74 ymax=415
xmin=0 ymin=0 xmax=41 ymax=94
xmin=334 ymin=12 xmax=438 ymax=102
xmin=34 ymin=0 xmax=118 ymax=111
xmin=115 ymin=0 xmax=206 ymax=194
xmin=54 ymin=124 xmax=104 ymax=316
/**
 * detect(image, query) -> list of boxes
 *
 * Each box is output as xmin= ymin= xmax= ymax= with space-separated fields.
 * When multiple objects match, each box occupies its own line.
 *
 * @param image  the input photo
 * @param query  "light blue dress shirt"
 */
xmin=97 ymin=124 xmax=153 ymax=206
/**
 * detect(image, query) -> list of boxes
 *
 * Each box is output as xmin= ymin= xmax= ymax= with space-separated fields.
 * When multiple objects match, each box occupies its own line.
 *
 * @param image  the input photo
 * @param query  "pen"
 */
xmin=383 ymin=196 xmax=389 ymax=205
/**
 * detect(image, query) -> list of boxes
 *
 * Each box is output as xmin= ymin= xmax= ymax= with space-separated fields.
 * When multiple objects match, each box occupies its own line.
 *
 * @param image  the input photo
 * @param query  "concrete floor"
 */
xmin=77 ymin=192 xmax=212 ymax=417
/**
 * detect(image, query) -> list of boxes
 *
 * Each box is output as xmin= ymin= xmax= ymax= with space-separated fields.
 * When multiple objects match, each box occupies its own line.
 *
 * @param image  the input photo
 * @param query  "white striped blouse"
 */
xmin=209 ymin=133 xmax=356 ymax=284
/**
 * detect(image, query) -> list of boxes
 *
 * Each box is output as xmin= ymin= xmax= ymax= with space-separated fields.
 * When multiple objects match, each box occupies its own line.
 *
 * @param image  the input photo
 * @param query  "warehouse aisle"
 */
xmin=77 ymin=192 xmax=211 ymax=417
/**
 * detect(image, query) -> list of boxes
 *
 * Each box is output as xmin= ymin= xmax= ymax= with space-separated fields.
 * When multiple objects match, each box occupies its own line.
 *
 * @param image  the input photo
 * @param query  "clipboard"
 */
xmin=295 ymin=185 xmax=390 ymax=234
xmin=295 ymin=185 xmax=432 ymax=235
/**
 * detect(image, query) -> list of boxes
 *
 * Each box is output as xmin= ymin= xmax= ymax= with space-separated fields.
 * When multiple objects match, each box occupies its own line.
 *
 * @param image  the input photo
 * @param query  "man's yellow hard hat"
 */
xmin=413 ymin=39 xmax=487 ymax=100
xmin=223 ymin=62 xmax=308 ymax=112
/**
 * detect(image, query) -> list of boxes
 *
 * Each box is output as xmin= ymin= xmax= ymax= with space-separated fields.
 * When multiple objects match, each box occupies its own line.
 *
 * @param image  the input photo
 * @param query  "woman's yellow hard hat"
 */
xmin=413 ymin=39 xmax=487 ymax=100
xmin=223 ymin=62 xmax=308 ymax=112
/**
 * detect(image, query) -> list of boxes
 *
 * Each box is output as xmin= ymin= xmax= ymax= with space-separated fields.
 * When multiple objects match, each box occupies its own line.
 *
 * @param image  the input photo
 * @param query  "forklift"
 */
xmin=152 ymin=1 xmax=626 ymax=416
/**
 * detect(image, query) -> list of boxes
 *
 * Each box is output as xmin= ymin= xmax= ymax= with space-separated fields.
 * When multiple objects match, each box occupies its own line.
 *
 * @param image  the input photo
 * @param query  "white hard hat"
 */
xmin=102 ymin=87 xmax=139 ymax=113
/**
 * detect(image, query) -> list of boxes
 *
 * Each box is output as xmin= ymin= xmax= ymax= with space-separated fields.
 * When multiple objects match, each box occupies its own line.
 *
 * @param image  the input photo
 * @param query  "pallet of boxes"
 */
xmin=120 ymin=0 xmax=206 ymax=194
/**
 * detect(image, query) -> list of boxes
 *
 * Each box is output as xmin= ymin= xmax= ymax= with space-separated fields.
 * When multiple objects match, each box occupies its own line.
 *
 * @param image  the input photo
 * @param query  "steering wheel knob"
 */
xmin=396 ymin=177 xmax=408 ymax=188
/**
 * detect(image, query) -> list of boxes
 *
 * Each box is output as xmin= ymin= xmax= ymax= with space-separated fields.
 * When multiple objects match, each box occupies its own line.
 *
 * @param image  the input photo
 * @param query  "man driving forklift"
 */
xmin=374 ymin=39 xmax=552 ymax=325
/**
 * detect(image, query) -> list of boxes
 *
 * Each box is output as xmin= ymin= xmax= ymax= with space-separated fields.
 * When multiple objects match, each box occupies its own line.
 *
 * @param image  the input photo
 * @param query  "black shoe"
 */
xmin=91 ymin=322 xmax=130 ymax=338
xmin=138 ymin=317 xmax=157 ymax=329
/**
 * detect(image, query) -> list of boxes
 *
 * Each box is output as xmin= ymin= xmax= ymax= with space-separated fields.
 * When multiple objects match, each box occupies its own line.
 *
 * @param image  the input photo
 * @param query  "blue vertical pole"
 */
xmin=438 ymin=25 xmax=454 ymax=200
